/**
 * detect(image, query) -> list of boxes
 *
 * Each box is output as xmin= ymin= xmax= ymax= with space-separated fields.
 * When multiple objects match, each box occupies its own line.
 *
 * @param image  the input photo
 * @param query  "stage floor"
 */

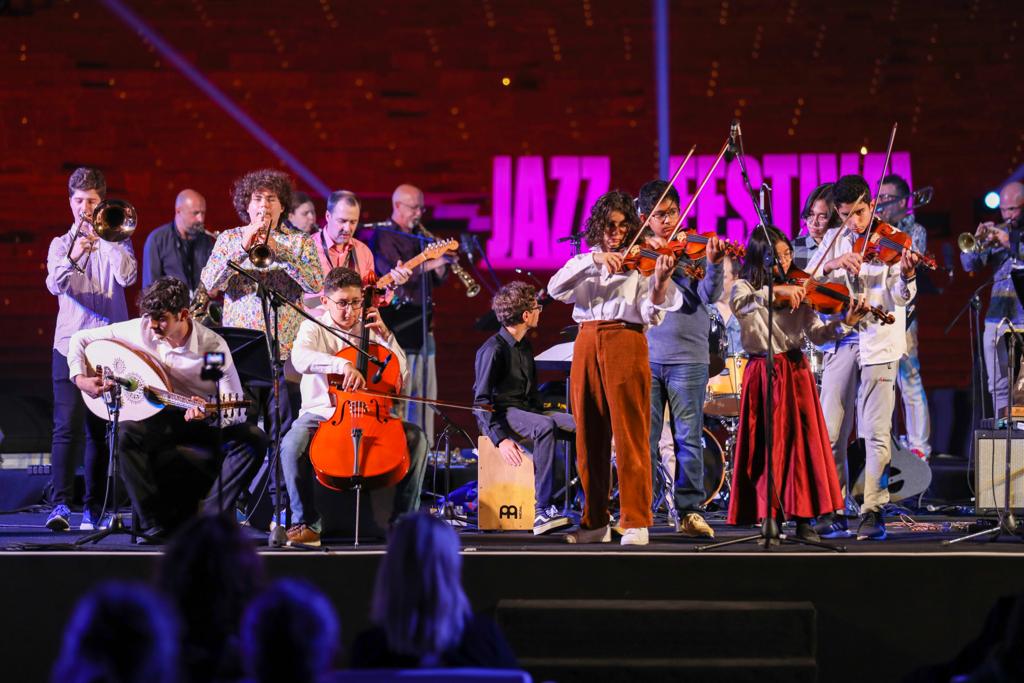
xmin=3 ymin=510 xmax=1023 ymax=683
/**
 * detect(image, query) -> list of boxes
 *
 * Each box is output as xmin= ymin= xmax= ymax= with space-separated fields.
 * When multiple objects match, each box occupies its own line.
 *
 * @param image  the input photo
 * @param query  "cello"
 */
xmin=308 ymin=285 xmax=410 ymax=491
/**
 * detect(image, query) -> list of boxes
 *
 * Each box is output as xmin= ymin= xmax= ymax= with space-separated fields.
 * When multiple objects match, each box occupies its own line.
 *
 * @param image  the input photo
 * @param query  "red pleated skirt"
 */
xmin=727 ymin=350 xmax=844 ymax=525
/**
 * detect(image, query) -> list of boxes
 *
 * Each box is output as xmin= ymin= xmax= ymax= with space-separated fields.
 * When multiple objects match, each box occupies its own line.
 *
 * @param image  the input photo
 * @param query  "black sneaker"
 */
xmin=46 ymin=504 xmax=71 ymax=532
xmin=534 ymin=506 xmax=570 ymax=536
xmin=814 ymin=513 xmax=851 ymax=539
xmin=795 ymin=520 xmax=821 ymax=542
xmin=856 ymin=511 xmax=886 ymax=540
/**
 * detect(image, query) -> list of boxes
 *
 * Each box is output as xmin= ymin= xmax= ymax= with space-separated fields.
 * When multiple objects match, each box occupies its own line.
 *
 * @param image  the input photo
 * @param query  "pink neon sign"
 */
xmin=487 ymin=153 xmax=913 ymax=269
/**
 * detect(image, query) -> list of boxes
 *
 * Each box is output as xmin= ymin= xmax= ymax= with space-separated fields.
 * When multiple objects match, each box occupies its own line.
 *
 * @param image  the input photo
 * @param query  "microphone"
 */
xmin=942 ymin=242 xmax=955 ymax=278
xmin=371 ymin=353 xmax=391 ymax=384
xmin=514 ymin=268 xmax=545 ymax=288
xmin=110 ymin=375 xmax=140 ymax=392
xmin=556 ymin=233 xmax=583 ymax=244
xmin=460 ymin=233 xmax=477 ymax=264
xmin=726 ymin=119 xmax=743 ymax=160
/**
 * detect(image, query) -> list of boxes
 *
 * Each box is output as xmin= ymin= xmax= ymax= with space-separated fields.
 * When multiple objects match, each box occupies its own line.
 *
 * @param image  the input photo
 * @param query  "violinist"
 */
xmin=281 ymin=267 xmax=428 ymax=546
xmin=960 ymin=181 xmax=1024 ymax=418
xmin=806 ymin=174 xmax=920 ymax=541
xmin=547 ymin=190 xmax=682 ymax=546
xmin=877 ymin=174 xmax=930 ymax=461
xmin=639 ymin=179 xmax=723 ymax=539
xmin=728 ymin=227 xmax=869 ymax=540
xmin=792 ymin=183 xmax=837 ymax=271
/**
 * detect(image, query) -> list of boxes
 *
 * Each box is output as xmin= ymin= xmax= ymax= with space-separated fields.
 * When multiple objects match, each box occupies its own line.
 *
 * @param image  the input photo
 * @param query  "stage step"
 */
xmin=496 ymin=599 xmax=816 ymax=683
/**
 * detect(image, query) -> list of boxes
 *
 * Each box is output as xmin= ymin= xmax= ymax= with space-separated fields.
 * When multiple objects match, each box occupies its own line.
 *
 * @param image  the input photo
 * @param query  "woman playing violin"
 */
xmin=547 ymin=190 xmax=681 ymax=546
xmin=805 ymin=174 xmax=920 ymax=542
xmin=728 ymin=226 xmax=870 ymax=541
xmin=640 ymin=179 xmax=725 ymax=539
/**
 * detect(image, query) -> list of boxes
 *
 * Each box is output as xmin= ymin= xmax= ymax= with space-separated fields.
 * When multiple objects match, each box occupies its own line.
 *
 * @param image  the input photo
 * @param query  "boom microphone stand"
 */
xmin=700 ymin=121 xmax=842 ymax=552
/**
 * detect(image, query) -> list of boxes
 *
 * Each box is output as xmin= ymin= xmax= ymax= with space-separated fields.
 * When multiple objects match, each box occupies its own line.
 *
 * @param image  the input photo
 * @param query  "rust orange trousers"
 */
xmin=570 ymin=321 xmax=653 ymax=530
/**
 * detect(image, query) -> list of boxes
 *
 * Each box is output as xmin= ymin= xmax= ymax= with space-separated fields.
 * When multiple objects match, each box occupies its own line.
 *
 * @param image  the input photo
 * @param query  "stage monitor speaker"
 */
xmin=974 ymin=429 xmax=1024 ymax=512
xmin=477 ymin=436 xmax=535 ymax=530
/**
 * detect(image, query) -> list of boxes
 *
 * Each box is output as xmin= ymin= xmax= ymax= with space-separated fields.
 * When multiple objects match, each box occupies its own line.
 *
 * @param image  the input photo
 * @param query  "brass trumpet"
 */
xmin=246 ymin=211 xmax=274 ymax=268
xmin=958 ymin=218 xmax=1020 ymax=253
xmin=68 ymin=199 xmax=137 ymax=270
xmin=414 ymin=220 xmax=480 ymax=297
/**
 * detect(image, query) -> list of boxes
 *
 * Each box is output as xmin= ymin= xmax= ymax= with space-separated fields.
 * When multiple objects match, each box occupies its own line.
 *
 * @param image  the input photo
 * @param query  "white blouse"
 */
xmin=730 ymin=279 xmax=851 ymax=356
xmin=547 ymin=252 xmax=683 ymax=326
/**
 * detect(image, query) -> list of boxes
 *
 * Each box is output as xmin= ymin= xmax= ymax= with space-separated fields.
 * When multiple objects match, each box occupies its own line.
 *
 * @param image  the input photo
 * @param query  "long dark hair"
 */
xmin=739 ymin=226 xmax=790 ymax=289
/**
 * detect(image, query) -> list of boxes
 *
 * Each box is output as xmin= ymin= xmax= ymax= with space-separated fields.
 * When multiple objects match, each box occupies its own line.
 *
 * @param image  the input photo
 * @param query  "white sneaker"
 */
xmin=565 ymin=524 xmax=611 ymax=544
xmin=620 ymin=527 xmax=649 ymax=546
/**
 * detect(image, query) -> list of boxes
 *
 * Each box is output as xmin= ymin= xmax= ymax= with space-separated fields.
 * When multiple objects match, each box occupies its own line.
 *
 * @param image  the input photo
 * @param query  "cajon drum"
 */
xmin=477 ymin=436 xmax=536 ymax=530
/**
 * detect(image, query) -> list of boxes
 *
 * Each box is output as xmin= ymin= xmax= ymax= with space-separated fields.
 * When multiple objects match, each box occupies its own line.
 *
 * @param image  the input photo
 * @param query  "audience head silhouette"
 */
xmin=371 ymin=512 xmax=472 ymax=662
xmin=52 ymin=581 xmax=178 ymax=683
xmin=241 ymin=578 xmax=340 ymax=683
xmin=156 ymin=514 xmax=265 ymax=683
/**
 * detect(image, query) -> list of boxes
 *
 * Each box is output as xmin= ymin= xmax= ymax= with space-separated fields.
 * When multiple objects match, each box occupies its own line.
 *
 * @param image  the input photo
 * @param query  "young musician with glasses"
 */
xmin=45 ymin=167 xmax=137 ymax=532
xmin=281 ymin=267 xmax=428 ymax=546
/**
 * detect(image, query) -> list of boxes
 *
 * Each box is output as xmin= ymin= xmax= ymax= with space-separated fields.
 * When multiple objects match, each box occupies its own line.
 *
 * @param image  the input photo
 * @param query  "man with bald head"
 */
xmin=962 ymin=181 xmax=1024 ymax=416
xmin=142 ymin=189 xmax=214 ymax=292
xmin=370 ymin=183 xmax=451 ymax=442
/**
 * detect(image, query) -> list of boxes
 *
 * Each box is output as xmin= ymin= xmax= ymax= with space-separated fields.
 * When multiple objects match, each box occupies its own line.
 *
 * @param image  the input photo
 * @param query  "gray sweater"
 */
xmin=646 ymin=259 xmax=723 ymax=365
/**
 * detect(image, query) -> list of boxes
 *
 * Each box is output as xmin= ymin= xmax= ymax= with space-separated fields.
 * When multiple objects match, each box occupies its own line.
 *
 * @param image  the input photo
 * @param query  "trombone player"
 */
xmin=44 ymin=167 xmax=137 ymax=532
xmin=961 ymin=181 xmax=1024 ymax=417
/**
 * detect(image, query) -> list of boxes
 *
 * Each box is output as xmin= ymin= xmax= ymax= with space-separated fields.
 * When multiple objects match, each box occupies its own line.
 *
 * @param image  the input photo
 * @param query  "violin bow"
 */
xmin=623 ymin=144 xmax=696 ymax=253
xmin=805 ymin=190 xmax=866 ymax=281
xmin=345 ymin=387 xmax=493 ymax=413
xmin=666 ymin=138 xmax=731 ymax=243
xmin=856 ymin=121 xmax=899 ymax=258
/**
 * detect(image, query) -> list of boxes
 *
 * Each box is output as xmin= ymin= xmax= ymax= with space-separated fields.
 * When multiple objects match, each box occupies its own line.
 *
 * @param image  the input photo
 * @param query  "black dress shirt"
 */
xmin=473 ymin=327 xmax=542 ymax=445
xmin=142 ymin=221 xmax=214 ymax=291
xmin=369 ymin=220 xmax=447 ymax=349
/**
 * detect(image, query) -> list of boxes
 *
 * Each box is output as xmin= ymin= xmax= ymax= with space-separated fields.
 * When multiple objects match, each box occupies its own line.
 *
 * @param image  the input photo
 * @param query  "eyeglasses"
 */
xmin=651 ymin=207 xmax=680 ymax=222
xmin=325 ymin=297 xmax=364 ymax=310
xmin=398 ymin=201 xmax=425 ymax=213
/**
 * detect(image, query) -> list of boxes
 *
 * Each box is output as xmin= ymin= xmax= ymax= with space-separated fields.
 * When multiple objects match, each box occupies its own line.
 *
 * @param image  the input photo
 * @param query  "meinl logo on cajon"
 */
xmin=498 ymin=504 xmax=521 ymax=520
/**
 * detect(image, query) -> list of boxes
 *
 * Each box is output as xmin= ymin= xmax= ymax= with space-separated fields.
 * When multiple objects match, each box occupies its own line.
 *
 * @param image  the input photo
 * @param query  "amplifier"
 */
xmin=974 ymin=430 xmax=1024 ymax=512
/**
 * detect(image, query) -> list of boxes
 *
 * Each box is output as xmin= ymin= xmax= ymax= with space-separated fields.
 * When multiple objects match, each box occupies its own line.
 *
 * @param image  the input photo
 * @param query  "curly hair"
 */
xmin=323 ymin=266 xmax=363 ymax=294
xmin=491 ymin=281 xmax=538 ymax=327
xmin=583 ymin=190 xmax=640 ymax=247
xmin=231 ymin=169 xmax=295 ymax=222
xmin=68 ymin=167 xmax=107 ymax=199
xmin=137 ymin=277 xmax=190 ymax=318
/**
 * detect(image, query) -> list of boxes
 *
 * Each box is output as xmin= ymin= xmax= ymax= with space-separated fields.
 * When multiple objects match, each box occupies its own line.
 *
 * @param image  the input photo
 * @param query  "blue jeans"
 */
xmin=281 ymin=411 xmax=428 ymax=527
xmin=649 ymin=362 xmax=708 ymax=513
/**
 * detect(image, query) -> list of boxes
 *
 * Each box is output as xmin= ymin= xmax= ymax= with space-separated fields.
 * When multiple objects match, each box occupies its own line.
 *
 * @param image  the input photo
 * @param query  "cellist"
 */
xmin=281 ymin=266 xmax=428 ymax=546
xmin=805 ymin=174 xmax=921 ymax=542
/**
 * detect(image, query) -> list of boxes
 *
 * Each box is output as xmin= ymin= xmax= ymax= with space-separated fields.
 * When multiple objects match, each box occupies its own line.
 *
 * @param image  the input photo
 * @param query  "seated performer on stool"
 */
xmin=68 ymin=277 xmax=267 ymax=541
xmin=728 ymin=227 xmax=869 ymax=541
xmin=281 ymin=267 xmax=428 ymax=546
xmin=473 ymin=281 xmax=574 ymax=535
xmin=548 ymin=190 xmax=682 ymax=546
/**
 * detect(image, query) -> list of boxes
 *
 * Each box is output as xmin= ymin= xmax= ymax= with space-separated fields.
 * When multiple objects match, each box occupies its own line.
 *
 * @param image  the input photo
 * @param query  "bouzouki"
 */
xmin=80 ymin=339 xmax=249 ymax=422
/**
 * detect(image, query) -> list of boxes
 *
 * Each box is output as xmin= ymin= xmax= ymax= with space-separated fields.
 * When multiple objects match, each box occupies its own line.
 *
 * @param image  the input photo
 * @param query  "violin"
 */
xmin=308 ymin=286 xmax=410 ymax=491
xmin=852 ymin=221 xmax=937 ymax=270
xmin=674 ymin=230 xmax=746 ymax=260
xmin=622 ymin=236 xmax=743 ymax=279
xmin=778 ymin=266 xmax=896 ymax=325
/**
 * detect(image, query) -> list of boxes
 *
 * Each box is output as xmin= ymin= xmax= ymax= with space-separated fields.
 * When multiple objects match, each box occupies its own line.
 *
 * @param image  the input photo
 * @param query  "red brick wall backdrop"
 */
xmin=1 ymin=1 xmax=1020 ymax=442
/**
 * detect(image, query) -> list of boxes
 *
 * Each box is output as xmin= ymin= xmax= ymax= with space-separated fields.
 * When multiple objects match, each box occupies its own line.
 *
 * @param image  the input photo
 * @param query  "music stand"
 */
xmin=214 ymin=327 xmax=274 ymax=389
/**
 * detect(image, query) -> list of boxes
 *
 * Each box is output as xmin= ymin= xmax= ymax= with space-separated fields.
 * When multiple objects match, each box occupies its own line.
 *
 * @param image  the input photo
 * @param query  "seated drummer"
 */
xmin=473 ymin=281 xmax=574 ymax=535
xmin=68 ymin=277 xmax=267 ymax=541
xmin=282 ymin=266 xmax=428 ymax=546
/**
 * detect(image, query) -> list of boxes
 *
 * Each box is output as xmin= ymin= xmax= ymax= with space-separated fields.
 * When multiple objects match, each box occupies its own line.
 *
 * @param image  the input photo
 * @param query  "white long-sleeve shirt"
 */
xmin=66 ymin=318 xmax=245 ymax=425
xmin=730 ymin=280 xmax=851 ymax=355
xmin=805 ymin=226 xmax=916 ymax=365
xmin=46 ymin=225 xmax=137 ymax=355
xmin=290 ymin=311 xmax=408 ymax=420
xmin=547 ymin=252 xmax=683 ymax=326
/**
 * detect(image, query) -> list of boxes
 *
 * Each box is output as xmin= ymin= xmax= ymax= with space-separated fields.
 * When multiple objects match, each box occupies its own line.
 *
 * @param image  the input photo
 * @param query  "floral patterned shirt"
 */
xmin=200 ymin=225 xmax=323 ymax=358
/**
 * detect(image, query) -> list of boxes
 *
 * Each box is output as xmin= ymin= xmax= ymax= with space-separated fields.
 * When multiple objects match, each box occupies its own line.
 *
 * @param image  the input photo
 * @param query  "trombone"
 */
xmin=67 ymin=199 xmax=137 ymax=270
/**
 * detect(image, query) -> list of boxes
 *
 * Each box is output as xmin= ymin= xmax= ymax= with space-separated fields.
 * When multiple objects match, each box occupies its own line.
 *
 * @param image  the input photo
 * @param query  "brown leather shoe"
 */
xmin=678 ymin=512 xmax=715 ymax=539
xmin=286 ymin=523 xmax=321 ymax=547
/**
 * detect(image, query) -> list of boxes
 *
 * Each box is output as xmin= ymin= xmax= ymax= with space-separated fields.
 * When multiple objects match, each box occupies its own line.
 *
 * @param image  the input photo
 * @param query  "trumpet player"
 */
xmin=44 ymin=167 xmax=137 ymax=532
xmin=961 ymin=181 xmax=1024 ymax=417
xmin=369 ymin=183 xmax=453 ymax=442
xmin=141 ymin=189 xmax=214 ymax=291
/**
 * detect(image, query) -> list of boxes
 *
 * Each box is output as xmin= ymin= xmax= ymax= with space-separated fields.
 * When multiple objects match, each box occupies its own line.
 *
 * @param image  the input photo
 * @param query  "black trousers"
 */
xmin=118 ymin=409 xmax=267 ymax=529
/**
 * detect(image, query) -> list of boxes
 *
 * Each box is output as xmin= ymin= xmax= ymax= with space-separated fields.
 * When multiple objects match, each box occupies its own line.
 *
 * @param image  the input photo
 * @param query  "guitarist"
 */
xmin=281 ymin=266 xmax=429 ymax=546
xmin=67 ymin=277 xmax=267 ymax=541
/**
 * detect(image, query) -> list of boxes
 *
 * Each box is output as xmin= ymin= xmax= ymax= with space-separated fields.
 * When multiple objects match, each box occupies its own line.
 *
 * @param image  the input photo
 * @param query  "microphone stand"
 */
xmin=428 ymin=403 xmax=475 ymax=527
xmin=226 ymin=262 xmax=386 ymax=548
xmin=700 ymin=124 xmax=842 ymax=553
xmin=945 ymin=276 xmax=996 ymax=427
